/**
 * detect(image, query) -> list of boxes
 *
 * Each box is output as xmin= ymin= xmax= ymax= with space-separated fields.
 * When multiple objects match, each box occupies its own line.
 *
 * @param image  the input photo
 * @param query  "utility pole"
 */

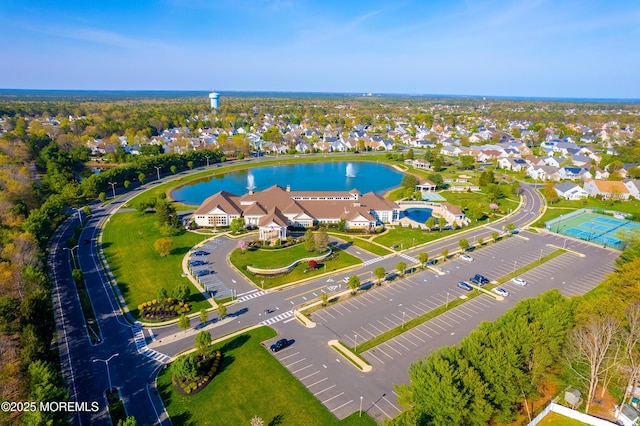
xmin=107 ymin=182 xmax=117 ymax=199
xmin=93 ymin=353 xmax=119 ymax=392
xmin=154 ymin=165 xmax=161 ymax=180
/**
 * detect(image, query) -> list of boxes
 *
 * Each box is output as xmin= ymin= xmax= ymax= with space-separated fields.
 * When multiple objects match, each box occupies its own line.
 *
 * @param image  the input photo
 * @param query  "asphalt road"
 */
xmin=50 ymin=156 xmax=619 ymax=426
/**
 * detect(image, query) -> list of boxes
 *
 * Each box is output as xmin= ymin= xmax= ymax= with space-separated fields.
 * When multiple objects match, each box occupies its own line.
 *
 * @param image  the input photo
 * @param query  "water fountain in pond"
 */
xmin=345 ymin=163 xmax=356 ymax=178
xmin=247 ymin=171 xmax=256 ymax=193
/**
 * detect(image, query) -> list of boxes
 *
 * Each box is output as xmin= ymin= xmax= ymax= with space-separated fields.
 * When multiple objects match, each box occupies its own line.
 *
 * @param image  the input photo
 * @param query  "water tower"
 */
xmin=209 ymin=92 xmax=220 ymax=109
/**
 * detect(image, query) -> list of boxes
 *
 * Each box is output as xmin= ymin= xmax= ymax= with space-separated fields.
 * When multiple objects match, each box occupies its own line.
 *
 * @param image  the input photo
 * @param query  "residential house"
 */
xmin=583 ymin=179 xmax=630 ymax=200
xmin=542 ymin=156 xmax=563 ymax=168
xmin=405 ymin=158 xmax=431 ymax=169
xmin=440 ymin=202 xmax=467 ymax=226
xmin=527 ymin=165 xmax=561 ymax=181
xmin=498 ymin=158 xmax=528 ymax=171
xmin=558 ymin=167 xmax=591 ymax=181
xmin=554 ymin=183 xmax=588 ymax=200
xmin=416 ymin=179 xmax=437 ymax=192
xmin=624 ymin=180 xmax=640 ymax=199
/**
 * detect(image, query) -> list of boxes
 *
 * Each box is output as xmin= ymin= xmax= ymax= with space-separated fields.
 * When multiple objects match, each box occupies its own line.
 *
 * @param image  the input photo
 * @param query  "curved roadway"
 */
xmin=48 ymin=159 xmax=564 ymax=425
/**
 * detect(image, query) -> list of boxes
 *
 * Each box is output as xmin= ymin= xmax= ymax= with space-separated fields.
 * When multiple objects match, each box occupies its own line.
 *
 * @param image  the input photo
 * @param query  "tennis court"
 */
xmin=547 ymin=210 xmax=640 ymax=249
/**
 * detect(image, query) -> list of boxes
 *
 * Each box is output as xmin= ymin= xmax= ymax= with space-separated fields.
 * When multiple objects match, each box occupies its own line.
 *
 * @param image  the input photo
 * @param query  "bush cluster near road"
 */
xmin=159 ymin=327 xmax=376 ymax=425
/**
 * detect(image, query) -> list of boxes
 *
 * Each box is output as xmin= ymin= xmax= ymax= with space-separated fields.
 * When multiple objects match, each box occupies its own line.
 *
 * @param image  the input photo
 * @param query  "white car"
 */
xmin=511 ymin=277 xmax=527 ymax=286
xmin=460 ymin=254 xmax=474 ymax=262
xmin=493 ymin=287 xmax=510 ymax=297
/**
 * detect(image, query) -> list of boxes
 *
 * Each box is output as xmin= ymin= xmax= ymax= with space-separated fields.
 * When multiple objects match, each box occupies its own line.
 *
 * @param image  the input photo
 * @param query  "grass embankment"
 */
xmin=230 ymin=245 xmax=361 ymax=289
xmin=158 ymin=327 xmax=376 ymax=426
xmin=536 ymin=411 xmax=589 ymax=426
xmin=352 ymin=249 xmax=566 ymax=354
xmin=101 ymin=211 xmax=210 ymax=319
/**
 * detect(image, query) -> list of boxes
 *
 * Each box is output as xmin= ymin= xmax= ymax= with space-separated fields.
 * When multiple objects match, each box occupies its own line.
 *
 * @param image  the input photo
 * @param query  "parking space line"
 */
xmin=292 ymin=364 xmax=314 ymax=374
xmin=279 ymin=351 xmax=300 ymax=361
xmin=331 ymin=399 xmax=354 ymax=413
xmin=313 ymin=384 xmax=335 ymax=396
xmin=430 ymin=317 xmax=450 ymax=331
xmin=414 ymin=327 xmax=433 ymax=339
xmin=394 ymin=338 xmax=410 ymax=351
xmin=440 ymin=312 xmax=460 ymax=324
xmin=308 ymin=377 xmax=328 ymax=388
xmin=300 ymin=371 xmax=320 ymax=381
xmin=377 ymin=319 xmax=392 ymax=331
xmin=373 ymin=401 xmax=392 ymax=419
xmin=411 ymin=304 xmax=427 ymax=314
xmin=408 ymin=330 xmax=425 ymax=343
xmin=383 ymin=316 xmax=400 ymax=327
xmin=406 ymin=306 xmax=422 ymax=317
xmin=322 ymin=310 xmax=336 ymax=320
xmin=383 ymin=395 xmax=403 ymax=413
xmin=369 ymin=322 xmax=385 ymax=334
xmin=399 ymin=334 xmax=418 ymax=347
xmin=376 ymin=346 xmax=394 ymax=360
xmin=360 ymin=326 xmax=377 ymax=339
xmin=367 ymin=350 xmax=385 ymax=364
xmin=422 ymin=323 xmax=441 ymax=335
xmin=322 ymin=391 xmax=344 ymax=405
xmin=344 ymin=300 xmax=360 ymax=310
xmin=351 ymin=298 xmax=368 ymax=308
xmin=447 ymin=310 xmax=468 ymax=322
xmin=285 ymin=358 xmax=307 ymax=368
xmin=418 ymin=300 xmax=436 ymax=310
xmin=382 ymin=342 xmax=403 ymax=355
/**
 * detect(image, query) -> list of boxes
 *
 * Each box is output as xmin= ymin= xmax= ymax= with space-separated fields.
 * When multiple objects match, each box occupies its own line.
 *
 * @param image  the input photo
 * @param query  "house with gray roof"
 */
xmin=554 ymin=182 xmax=588 ymax=200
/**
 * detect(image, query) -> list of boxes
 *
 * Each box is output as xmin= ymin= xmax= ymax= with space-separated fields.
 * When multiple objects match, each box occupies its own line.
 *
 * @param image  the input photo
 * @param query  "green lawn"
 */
xmin=101 ymin=211 xmax=210 ymax=319
xmin=230 ymin=246 xmax=361 ymax=289
xmin=441 ymin=189 xmax=520 ymax=212
xmin=233 ymin=244 xmax=329 ymax=269
xmin=158 ymin=327 xmax=377 ymax=426
xmin=328 ymin=233 xmax=392 ymax=256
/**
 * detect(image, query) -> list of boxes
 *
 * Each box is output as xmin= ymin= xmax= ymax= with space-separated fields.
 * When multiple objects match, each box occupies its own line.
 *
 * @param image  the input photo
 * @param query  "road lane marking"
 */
xmin=285 ymin=284 xmax=329 ymax=301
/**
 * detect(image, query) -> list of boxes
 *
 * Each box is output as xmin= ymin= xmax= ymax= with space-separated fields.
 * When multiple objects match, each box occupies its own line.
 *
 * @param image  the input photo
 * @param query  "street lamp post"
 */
xmin=205 ymin=155 xmax=210 ymax=167
xmin=539 ymin=248 xmax=543 ymax=262
xmin=74 ymin=207 xmax=83 ymax=226
xmin=107 ymin=182 xmax=116 ymax=199
xmin=64 ymin=245 xmax=79 ymax=269
xmin=360 ymin=396 xmax=363 ymax=417
xmin=446 ymin=292 xmax=450 ymax=308
xmin=93 ymin=353 xmax=119 ymax=392
xmin=402 ymin=311 xmax=406 ymax=328
xmin=513 ymin=260 xmax=517 ymax=275
xmin=354 ymin=334 xmax=358 ymax=352
xmin=154 ymin=166 xmax=161 ymax=180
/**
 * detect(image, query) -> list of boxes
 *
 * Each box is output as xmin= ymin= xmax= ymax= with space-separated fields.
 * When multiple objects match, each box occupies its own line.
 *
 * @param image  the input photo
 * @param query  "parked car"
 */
xmin=190 ymin=260 xmax=208 ymax=267
xmin=493 ymin=287 xmax=510 ymax=297
xmin=192 ymin=250 xmax=210 ymax=256
xmin=457 ymin=281 xmax=473 ymax=291
xmin=460 ymin=254 xmax=474 ymax=262
xmin=270 ymin=338 xmax=291 ymax=352
xmin=195 ymin=269 xmax=210 ymax=277
xmin=511 ymin=277 xmax=527 ymax=286
xmin=470 ymin=273 xmax=490 ymax=286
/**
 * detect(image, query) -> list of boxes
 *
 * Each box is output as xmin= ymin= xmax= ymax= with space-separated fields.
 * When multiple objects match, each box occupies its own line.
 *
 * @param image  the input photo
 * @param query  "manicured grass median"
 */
xmin=230 ymin=246 xmax=361 ymax=289
xmin=233 ymin=244 xmax=329 ymax=269
xmin=328 ymin=233 xmax=392 ymax=256
xmin=101 ymin=211 xmax=209 ymax=319
xmin=158 ymin=327 xmax=376 ymax=426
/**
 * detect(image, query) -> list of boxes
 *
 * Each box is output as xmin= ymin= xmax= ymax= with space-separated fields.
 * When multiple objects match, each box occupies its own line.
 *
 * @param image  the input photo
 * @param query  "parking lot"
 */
xmin=269 ymin=230 xmax=618 ymax=422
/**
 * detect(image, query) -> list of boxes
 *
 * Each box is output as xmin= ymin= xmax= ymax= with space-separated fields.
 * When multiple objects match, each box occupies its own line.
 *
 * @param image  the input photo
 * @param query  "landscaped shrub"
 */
xmin=172 ymin=350 xmax=223 ymax=396
xmin=139 ymin=299 xmax=191 ymax=321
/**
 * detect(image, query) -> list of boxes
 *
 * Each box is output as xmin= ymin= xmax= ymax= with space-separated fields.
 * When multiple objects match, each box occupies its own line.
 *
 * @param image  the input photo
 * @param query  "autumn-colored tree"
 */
xmin=154 ymin=238 xmax=173 ymax=257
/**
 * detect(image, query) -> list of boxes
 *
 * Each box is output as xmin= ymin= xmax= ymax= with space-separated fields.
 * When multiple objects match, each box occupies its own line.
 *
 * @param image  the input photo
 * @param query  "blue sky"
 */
xmin=2 ymin=0 xmax=639 ymax=98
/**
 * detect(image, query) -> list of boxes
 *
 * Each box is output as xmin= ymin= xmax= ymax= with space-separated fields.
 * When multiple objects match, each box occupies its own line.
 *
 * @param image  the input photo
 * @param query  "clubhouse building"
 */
xmin=191 ymin=185 xmax=400 ymax=240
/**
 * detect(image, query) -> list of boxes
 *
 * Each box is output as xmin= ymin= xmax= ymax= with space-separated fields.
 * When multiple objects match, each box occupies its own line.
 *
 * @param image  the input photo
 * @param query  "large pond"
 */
xmin=172 ymin=161 xmax=405 ymax=205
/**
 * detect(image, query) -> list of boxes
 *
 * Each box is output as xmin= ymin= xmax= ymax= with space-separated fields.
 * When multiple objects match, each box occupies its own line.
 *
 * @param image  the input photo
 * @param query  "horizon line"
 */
xmin=1 ymin=88 xmax=639 ymax=103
